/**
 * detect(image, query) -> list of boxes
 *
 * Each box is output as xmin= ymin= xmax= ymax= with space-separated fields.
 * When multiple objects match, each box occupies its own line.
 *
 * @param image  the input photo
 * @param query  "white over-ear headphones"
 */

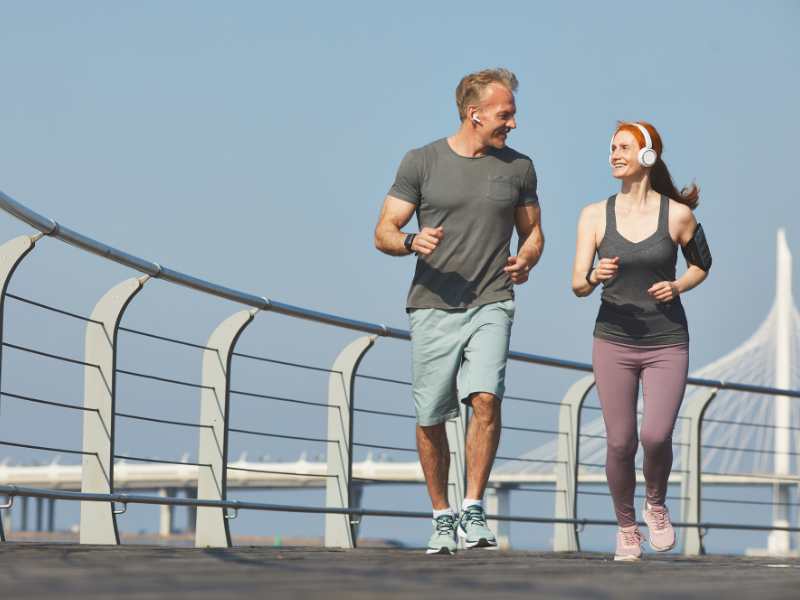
xmin=609 ymin=122 xmax=657 ymax=167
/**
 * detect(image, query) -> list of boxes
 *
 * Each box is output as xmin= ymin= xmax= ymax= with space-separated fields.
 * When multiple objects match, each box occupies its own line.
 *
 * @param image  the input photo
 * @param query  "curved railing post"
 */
xmin=553 ymin=374 xmax=595 ymax=552
xmin=0 ymin=494 xmax=10 ymax=542
xmin=80 ymin=276 xmax=148 ymax=544
xmin=325 ymin=335 xmax=375 ymax=548
xmin=446 ymin=409 xmax=467 ymax=520
xmin=486 ymin=485 xmax=511 ymax=549
xmin=682 ymin=387 xmax=717 ymax=556
xmin=195 ymin=309 xmax=257 ymax=548
xmin=0 ymin=233 xmax=41 ymax=543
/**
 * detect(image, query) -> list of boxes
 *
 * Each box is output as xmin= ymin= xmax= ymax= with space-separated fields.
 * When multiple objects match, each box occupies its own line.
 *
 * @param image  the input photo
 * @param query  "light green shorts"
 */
xmin=409 ymin=299 xmax=515 ymax=426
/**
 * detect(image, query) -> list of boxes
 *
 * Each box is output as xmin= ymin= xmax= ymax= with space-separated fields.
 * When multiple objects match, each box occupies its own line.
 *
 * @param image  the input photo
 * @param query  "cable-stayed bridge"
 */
xmin=0 ymin=190 xmax=798 ymax=557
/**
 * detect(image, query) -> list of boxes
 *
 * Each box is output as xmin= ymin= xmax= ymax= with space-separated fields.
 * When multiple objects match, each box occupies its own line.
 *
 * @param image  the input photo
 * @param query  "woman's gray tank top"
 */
xmin=593 ymin=194 xmax=689 ymax=346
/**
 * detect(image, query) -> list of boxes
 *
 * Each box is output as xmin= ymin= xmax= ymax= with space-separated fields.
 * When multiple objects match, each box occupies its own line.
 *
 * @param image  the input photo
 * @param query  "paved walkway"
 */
xmin=1 ymin=543 xmax=799 ymax=599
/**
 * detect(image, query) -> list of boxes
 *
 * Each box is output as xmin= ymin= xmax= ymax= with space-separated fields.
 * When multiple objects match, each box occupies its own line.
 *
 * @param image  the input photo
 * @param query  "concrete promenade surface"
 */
xmin=1 ymin=544 xmax=799 ymax=599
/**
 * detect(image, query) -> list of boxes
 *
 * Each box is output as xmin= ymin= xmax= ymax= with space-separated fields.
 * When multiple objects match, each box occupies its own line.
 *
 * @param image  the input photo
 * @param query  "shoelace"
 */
xmin=462 ymin=506 xmax=487 ymax=527
xmin=621 ymin=528 xmax=642 ymax=545
xmin=649 ymin=508 xmax=670 ymax=531
xmin=434 ymin=515 xmax=456 ymax=534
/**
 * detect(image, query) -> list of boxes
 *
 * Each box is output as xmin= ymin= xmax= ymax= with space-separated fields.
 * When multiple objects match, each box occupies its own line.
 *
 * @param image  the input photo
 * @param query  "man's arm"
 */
xmin=504 ymin=203 xmax=544 ymax=284
xmin=374 ymin=195 xmax=443 ymax=256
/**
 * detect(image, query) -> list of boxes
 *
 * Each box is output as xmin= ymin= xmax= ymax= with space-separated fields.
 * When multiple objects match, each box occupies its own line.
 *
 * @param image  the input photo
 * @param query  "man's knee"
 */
xmin=468 ymin=392 xmax=501 ymax=425
xmin=417 ymin=422 xmax=448 ymax=444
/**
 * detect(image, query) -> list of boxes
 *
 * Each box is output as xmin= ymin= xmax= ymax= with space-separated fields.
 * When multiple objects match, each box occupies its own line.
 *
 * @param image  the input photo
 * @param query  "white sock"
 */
xmin=462 ymin=498 xmax=482 ymax=511
xmin=433 ymin=507 xmax=455 ymax=519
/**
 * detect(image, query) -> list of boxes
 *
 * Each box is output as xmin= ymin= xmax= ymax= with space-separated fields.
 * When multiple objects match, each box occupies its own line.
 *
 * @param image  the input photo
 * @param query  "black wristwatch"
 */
xmin=403 ymin=233 xmax=417 ymax=254
xmin=585 ymin=268 xmax=598 ymax=286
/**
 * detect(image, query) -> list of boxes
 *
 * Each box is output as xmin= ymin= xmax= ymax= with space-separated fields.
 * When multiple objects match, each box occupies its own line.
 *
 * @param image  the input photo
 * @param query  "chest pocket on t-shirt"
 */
xmin=487 ymin=175 xmax=518 ymax=206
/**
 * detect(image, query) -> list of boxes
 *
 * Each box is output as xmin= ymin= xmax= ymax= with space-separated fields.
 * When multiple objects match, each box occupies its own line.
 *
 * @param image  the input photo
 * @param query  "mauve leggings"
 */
xmin=592 ymin=338 xmax=689 ymax=527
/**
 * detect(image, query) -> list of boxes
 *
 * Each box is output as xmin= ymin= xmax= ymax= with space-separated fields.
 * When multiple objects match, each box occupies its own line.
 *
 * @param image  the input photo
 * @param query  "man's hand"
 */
xmin=412 ymin=227 xmax=444 ymax=256
xmin=504 ymin=255 xmax=532 ymax=285
xmin=648 ymin=281 xmax=679 ymax=302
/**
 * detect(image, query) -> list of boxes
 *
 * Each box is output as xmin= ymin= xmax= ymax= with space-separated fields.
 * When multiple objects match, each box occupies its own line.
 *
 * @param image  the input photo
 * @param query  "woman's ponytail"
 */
xmin=650 ymin=157 xmax=699 ymax=210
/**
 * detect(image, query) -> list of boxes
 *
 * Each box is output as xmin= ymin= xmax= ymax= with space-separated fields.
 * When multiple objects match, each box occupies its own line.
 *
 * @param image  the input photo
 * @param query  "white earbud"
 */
xmin=472 ymin=114 xmax=481 ymax=124
xmin=609 ymin=122 xmax=657 ymax=167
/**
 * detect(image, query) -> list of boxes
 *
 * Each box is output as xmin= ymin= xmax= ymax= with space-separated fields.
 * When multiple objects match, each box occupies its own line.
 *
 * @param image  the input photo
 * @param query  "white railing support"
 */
xmin=486 ymin=485 xmax=511 ymax=549
xmin=682 ymin=388 xmax=718 ymax=556
xmin=553 ymin=375 xmax=595 ymax=552
xmin=0 ymin=234 xmax=40 ymax=543
xmin=80 ymin=276 xmax=148 ymax=544
xmin=325 ymin=335 xmax=375 ymax=548
xmin=195 ymin=309 xmax=257 ymax=548
xmin=446 ymin=409 xmax=467 ymax=518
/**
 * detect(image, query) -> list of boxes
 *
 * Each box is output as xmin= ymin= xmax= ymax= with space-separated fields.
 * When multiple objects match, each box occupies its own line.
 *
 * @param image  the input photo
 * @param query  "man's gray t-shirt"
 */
xmin=388 ymin=138 xmax=538 ymax=311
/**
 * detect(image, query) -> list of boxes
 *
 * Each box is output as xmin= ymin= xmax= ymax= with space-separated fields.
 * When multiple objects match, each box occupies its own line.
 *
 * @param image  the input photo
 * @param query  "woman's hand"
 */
xmin=648 ymin=281 xmax=679 ymax=302
xmin=591 ymin=257 xmax=620 ymax=284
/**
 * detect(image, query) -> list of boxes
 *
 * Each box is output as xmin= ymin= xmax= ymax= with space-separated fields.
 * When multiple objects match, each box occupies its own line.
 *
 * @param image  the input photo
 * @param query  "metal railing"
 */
xmin=0 ymin=188 xmax=799 ymax=554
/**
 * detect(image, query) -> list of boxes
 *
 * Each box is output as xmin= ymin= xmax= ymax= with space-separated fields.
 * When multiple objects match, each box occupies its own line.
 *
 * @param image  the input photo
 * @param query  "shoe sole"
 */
xmin=614 ymin=554 xmax=642 ymax=562
xmin=457 ymin=527 xmax=497 ymax=549
xmin=648 ymin=539 xmax=677 ymax=552
xmin=426 ymin=546 xmax=456 ymax=555
xmin=645 ymin=526 xmax=677 ymax=552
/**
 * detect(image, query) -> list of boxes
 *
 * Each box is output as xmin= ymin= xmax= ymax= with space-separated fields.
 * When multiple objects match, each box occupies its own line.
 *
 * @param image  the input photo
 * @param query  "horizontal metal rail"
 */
xmin=355 ymin=373 xmax=411 ymax=386
xmin=514 ymin=487 xmax=565 ymax=495
xmin=2 ymin=189 xmax=798 ymax=400
xmin=229 ymin=389 xmax=330 ymax=409
xmin=225 ymin=466 xmax=335 ymax=479
xmin=118 ymin=326 xmax=214 ymax=352
xmin=0 ymin=440 xmax=97 ymax=458
xmin=3 ymin=342 xmax=99 ymax=369
xmin=229 ymin=427 xmax=333 ymax=445
xmin=116 ymin=412 xmax=211 ymax=430
xmin=1 ymin=390 xmax=97 ymax=414
xmin=503 ymin=395 xmax=563 ymax=407
xmin=233 ymin=352 xmax=341 ymax=375
xmin=353 ymin=442 xmax=417 ymax=453
xmin=353 ymin=407 xmax=416 ymax=420
xmin=113 ymin=455 xmax=211 ymax=469
xmin=703 ymin=418 xmax=800 ymax=433
xmin=6 ymin=293 xmax=102 ymax=325
xmin=502 ymin=425 xmax=565 ymax=436
xmin=116 ymin=368 xmax=213 ymax=391
xmin=2 ymin=484 xmax=800 ymax=534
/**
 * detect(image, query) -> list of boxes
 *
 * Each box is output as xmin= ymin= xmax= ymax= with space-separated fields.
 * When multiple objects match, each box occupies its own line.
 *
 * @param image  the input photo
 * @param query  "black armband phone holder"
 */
xmin=681 ymin=223 xmax=712 ymax=271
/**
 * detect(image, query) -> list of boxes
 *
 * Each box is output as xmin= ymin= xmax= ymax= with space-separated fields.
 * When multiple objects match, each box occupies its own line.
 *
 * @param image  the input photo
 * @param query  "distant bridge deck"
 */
xmin=4 ymin=460 xmax=800 ymax=490
xmin=1 ymin=543 xmax=798 ymax=599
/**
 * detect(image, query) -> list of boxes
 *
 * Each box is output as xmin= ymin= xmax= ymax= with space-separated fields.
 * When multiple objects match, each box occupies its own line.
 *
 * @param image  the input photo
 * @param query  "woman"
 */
xmin=572 ymin=121 xmax=711 ymax=561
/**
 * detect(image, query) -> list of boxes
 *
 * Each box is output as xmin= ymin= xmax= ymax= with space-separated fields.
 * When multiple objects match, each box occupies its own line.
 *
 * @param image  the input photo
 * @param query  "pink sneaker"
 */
xmin=643 ymin=501 xmax=676 ymax=551
xmin=614 ymin=525 xmax=643 ymax=561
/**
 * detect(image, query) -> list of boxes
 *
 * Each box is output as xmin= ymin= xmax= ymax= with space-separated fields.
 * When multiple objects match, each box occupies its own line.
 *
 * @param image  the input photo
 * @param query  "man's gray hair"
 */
xmin=455 ymin=68 xmax=518 ymax=121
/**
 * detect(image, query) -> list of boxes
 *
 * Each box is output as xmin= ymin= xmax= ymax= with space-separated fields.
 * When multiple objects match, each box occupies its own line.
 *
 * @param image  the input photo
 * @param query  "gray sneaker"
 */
xmin=426 ymin=513 xmax=458 ymax=555
xmin=457 ymin=504 xmax=497 ymax=548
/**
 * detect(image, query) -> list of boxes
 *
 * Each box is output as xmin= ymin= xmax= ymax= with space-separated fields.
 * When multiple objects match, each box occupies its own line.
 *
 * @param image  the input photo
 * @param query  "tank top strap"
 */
xmin=606 ymin=194 xmax=618 ymax=231
xmin=657 ymin=194 xmax=669 ymax=235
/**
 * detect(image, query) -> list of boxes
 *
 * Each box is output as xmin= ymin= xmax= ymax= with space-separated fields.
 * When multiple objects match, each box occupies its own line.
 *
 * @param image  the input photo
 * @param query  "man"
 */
xmin=374 ymin=68 xmax=544 ymax=554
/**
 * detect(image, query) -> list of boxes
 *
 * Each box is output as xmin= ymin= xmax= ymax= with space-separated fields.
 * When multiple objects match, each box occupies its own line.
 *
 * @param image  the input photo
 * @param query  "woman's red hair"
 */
xmin=613 ymin=121 xmax=700 ymax=209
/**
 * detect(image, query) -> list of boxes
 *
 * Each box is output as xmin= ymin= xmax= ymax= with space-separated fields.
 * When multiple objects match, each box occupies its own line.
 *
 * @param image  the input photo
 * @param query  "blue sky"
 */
xmin=0 ymin=1 xmax=798 ymax=550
